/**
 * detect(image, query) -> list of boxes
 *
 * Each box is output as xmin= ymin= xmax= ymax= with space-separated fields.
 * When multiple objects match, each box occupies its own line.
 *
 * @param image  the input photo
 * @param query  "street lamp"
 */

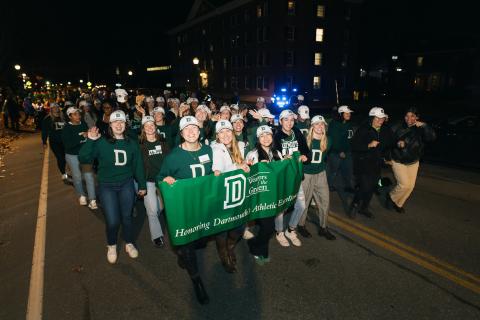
xmin=192 ymin=57 xmax=199 ymax=65
xmin=79 ymin=79 xmax=84 ymax=83
xmin=128 ymin=70 xmax=133 ymax=76
xmin=14 ymin=64 xmax=21 ymax=70
xmin=21 ymin=73 xmax=26 ymax=78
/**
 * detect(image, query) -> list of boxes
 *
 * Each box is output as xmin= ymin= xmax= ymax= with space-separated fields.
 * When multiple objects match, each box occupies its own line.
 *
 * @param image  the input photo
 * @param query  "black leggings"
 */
xmin=49 ymin=141 xmax=66 ymax=175
xmin=247 ymin=216 xmax=275 ymax=258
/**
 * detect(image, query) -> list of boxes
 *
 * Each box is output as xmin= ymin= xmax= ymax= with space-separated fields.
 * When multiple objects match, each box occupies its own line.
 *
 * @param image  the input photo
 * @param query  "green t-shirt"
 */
xmin=296 ymin=121 xmax=310 ymax=137
xmin=78 ymin=137 xmax=146 ymax=189
xmin=156 ymin=124 xmax=175 ymax=148
xmin=61 ymin=121 xmax=88 ymax=155
xmin=303 ymin=139 xmax=330 ymax=174
xmin=158 ymin=144 xmax=213 ymax=181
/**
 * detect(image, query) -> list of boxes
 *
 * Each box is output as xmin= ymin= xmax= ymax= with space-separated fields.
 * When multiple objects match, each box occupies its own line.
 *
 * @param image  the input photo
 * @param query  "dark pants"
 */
xmin=247 ymin=217 xmax=275 ymax=258
xmin=353 ymin=172 xmax=380 ymax=210
xmin=49 ymin=141 xmax=66 ymax=175
xmin=177 ymin=241 xmax=201 ymax=278
xmin=327 ymin=152 xmax=354 ymax=190
xmin=99 ymin=178 xmax=135 ymax=245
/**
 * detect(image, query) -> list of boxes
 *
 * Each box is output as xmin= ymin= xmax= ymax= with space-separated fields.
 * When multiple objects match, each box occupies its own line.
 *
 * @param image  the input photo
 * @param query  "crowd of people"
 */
xmin=17 ymin=86 xmax=436 ymax=305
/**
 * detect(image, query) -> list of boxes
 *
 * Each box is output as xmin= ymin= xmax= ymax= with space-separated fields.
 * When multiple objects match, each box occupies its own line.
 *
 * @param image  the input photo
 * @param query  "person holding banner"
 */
xmin=139 ymin=116 xmax=170 ymax=248
xmin=211 ymin=120 xmax=250 ymax=273
xmin=273 ymin=109 xmax=310 ymax=247
xmin=297 ymin=116 xmax=336 ymax=240
xmin=245 ymin=125 xmax=283 ymax=264
xmin=79 ymin=110 xmax=147 ymax=264
xmin=157 ymin=115 xmax=213 ymax=305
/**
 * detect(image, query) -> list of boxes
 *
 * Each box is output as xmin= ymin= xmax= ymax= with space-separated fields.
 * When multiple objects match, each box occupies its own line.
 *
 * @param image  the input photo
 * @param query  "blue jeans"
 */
xmin=327 ymin=152 xmax=354 ymax=191
xmin=65 ymin=154 xmax=96 ymax=200
xmin=275 ymin=185 xmax=305 ymax=232
xmin=99 ymin=178 xmax=135 ymax=245
xmin=144 ymin=181 xmax=164 ymax=240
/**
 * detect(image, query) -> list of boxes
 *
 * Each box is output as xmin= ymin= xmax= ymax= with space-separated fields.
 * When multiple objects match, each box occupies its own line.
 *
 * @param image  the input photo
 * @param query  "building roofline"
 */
xmin=167 ymin=0 xmax=254 ymax=35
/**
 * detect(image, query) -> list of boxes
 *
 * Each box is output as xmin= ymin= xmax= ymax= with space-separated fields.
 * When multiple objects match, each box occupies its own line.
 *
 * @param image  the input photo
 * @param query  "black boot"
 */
xmin=297 ymin=225 xmax=312 ymax=238
xmin=348 ymin=201 xmax=359 ymax=219
xmin=191 ymin=276 xmax=209 ymax=305
xmin=318 ymin=227 xmax=336 ymax=240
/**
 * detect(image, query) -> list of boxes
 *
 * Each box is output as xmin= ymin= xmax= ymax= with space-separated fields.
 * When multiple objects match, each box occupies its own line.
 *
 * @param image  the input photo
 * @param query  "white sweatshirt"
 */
xmin=211 ymin=141 xmax=246 ymax=173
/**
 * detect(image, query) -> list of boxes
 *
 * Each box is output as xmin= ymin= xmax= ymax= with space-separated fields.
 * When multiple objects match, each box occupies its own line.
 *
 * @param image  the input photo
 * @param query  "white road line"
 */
xmin=26 ymin=146 xmax=49 ymax=320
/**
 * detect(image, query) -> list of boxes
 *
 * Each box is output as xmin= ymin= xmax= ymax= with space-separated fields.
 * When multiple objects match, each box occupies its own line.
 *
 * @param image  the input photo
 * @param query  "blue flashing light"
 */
xmin=271 ymin=97 xmax=276 ymax=102
xmin=281 ymin=88 xmax=287 ymax=92
xmin=282 ymin=96 xmax=286 ymax=101
xmin=293 ymin=88 xmax=298 ymax=92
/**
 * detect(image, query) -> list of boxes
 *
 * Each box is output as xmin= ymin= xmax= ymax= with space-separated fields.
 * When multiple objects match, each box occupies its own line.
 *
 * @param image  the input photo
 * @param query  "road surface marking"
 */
xmin=329 ymin=212 xmax=480 ymax=285
xmin=329 ymin=213 xmax=480 ymax=295
xmin=26 ymin=147 xmax=49 ymax=320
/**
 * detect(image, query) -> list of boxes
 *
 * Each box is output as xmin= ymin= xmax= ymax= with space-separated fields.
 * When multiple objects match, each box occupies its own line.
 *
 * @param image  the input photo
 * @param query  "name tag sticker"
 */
xmin=155 ymin=145 xmax=162 ymax=150
xmin=198 ymin=154 xmax=210 ymax=163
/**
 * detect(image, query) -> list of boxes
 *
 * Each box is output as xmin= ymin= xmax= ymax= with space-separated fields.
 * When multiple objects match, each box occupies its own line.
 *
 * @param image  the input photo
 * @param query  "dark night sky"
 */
xmin=2 ymin=0 xmax=478 ymax=83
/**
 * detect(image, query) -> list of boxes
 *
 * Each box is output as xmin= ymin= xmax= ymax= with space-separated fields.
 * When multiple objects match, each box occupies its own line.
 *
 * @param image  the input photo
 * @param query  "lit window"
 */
xmin=316 ymin=28 xmax=324 ymax=42
xmin=317 ymin=5 xmax=325 ymax=17
xmin=202 ymin=29 xmax=206 ymax=35
xmin=417 ymin=56 xmax=424 ymax=67
xmin=392 ymin=55 xmax=398 ymax=61
xmin=314 ymin=52 xmax=322 ymax=66
xmin=256 ymin=5 xmax=263 ymax=17
xmin=313 ymin=76 xmax=321 ymax=89
xmin=178 ymin=50 xmax=182 ymax=57
xmin=287 ymin=0 xmax=295 ymax=15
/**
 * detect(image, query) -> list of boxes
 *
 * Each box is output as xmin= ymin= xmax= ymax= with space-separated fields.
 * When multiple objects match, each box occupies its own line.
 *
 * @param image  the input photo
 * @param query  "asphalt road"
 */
xmin=0 ymin=133 xmax=479 ymax=320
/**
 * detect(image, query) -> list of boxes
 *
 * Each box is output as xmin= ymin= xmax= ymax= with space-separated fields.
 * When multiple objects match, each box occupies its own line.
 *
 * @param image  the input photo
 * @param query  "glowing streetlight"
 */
xmin=79 ymin=79 xmax=84 ymax=83
xmin=67 ymin=81 xmax=71 ymax=85
xmin=14 ymin=64 xmax=21 ymax=70
xmin=21 ymin=73 xmax=26 ymax=77
xmin=128 ymin=70 xmax=133 ymax=76
xmin=192 ymin=57 xmax=199 ymax=65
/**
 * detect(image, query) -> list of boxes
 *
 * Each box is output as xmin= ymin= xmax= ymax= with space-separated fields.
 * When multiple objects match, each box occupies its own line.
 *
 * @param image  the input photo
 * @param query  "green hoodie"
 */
xmin=157 ymin=144 xmax=213 ymax=181
xmin=78 ymin=137 xmax=146 ymax=189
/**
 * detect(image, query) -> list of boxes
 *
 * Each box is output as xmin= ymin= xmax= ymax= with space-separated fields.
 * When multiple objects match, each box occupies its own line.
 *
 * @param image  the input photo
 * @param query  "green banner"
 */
xmin=158 ymin=153 xmax=303 ymax=245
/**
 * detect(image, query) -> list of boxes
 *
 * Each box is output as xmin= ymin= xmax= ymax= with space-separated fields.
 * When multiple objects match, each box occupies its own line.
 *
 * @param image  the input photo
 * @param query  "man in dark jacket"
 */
xmin=387 ymin=107 xmax=435 ymax=213
xmin=350 ymin=107 xmax=393 ymax=218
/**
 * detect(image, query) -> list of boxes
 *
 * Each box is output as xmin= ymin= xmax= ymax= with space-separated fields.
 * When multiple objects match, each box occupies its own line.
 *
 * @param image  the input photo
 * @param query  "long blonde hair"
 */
xmin=217 ymin=132 xmax=244 ymax=164
xmin=306 ymin=122 xmax=328 ymax=152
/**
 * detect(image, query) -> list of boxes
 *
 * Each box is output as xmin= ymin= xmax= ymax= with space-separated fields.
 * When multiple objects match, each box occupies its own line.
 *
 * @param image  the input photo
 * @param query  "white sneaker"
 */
xmin=125 ymin=243 xmax=139 ymax=259
xmin=88 ymin=200 xmax=98 ymax=210
xmin=243 ymin=228 xmax=255 ymax=240
xmin=285 ymin=228 xmax=302 ymax=247
xmin=276 ymin=232 xmax=290 ymax=247
xmin=61 ymin=173 xmax=68 ymax=180
xmin=107 ymin=245 xmax=117 ymax=264
xmin=79 ymin=196 xmax=87 ymax=206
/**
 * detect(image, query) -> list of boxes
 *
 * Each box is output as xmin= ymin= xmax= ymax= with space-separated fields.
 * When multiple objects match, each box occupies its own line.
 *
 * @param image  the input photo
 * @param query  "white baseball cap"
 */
xmin=256 ymin=97 xmax=265 ymax=103
xmin=219 ymin=106 xmax=231 ymax=113
xmin=311 ymin=115 xmax=327 ymax=126
xmin=297 ymin=95 xmax=304 ymax=101
xmin=215 ymin=120 xmax=233 ymax=133
xmin=230 ymin=104 xmax=239 ymax=111
xmin=196 ymin=104 xmax=212 ymax=115
xmin=258 ymin=108 xmax=275 ymax=119
xmin=338 ymin=105 xmax=354 ymax=114
xmin=230 ymin=114 xmax=244 ymax=123
xmin=156 ymin=96 xmax=165 ymax=103
xmin=256 ymin=125 xmax=273 ymax=137
xmin=110 ymin=110 xmax=127 ymax=122
xmin=66 ymin=107 xmax=80 ymax=116
xmin=153 ymin=107 xmax=165 ymax=114
xmin=142 ymin=116 xmax=155 ymax=125
xmin=179 ymin=116 xmax=199 ymax=131
xmin=279 ymin=109 xmax=297 ymax=121
xmin=115 ymin=89 xmax=128 ymax=103
xmin=369 ymin=107 xmax=388 ymax=118
xmin=297 ymin=105 xmax=310 ymax=119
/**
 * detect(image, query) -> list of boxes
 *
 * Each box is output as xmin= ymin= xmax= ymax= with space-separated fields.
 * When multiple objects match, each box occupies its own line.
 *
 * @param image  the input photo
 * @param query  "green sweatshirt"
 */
xmin=78 ymin=137 xmax=146 ymax=189
xmin=140 ymin=140 xmax=169 ymax=182
xmin=303 ymin=139 xmax=330 ymax=174
xmin=157 ymin=144 xmax=213 ymax=181
xmin=61 ymin=121 xmax=88 ymax=155
xmin=42 ymin=116 xmax=65 ymax=144
xmin=296 ymin=121 xmax=310 ymax=137
xmin=156 ymin=124 xmax=175 ymax=148
xmin=328 ymin=120 xmax=353 ymax=154
xmin=235 ymin=131 xmax=255 ymax=154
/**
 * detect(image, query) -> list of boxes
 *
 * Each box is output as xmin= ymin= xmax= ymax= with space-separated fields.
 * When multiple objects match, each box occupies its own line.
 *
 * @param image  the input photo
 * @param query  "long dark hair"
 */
xmin=255 ymin=140 xmax=281 ymax=162
xmin=106 ymin=125 xmax=130 ymax=144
